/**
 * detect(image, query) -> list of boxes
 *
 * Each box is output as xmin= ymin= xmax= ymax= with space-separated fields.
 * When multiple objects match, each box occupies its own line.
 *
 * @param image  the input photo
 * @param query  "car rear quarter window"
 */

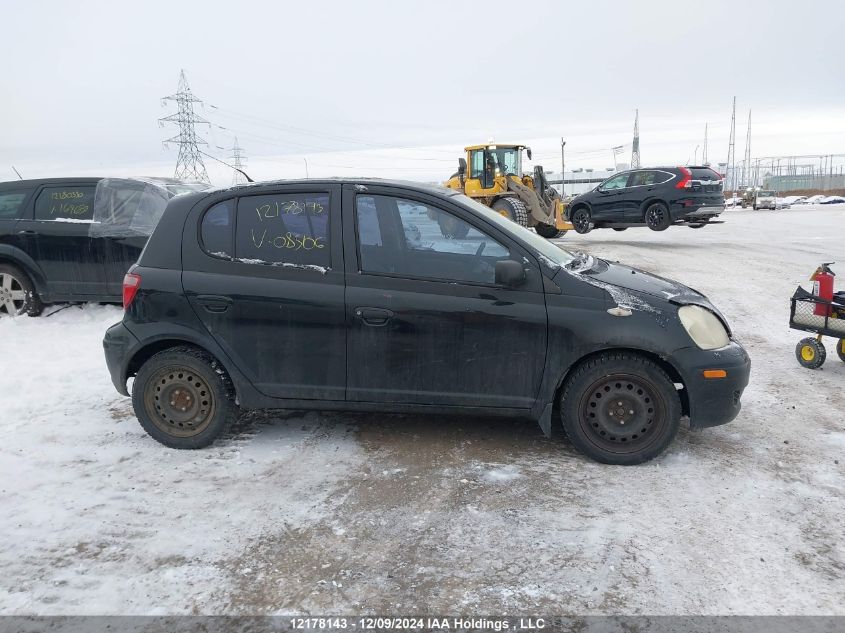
xmin=652 ymin=170 xmax=674 ymax=184
xmin=200 ymin=200 xmax=234 ymax=258
xmin=0 ymin=191 xmax=30 ymax=219
xmin=34 ymin=186 xmax=96 ymax=221
xmin=234 ymin=192 xmax=330 ymax=267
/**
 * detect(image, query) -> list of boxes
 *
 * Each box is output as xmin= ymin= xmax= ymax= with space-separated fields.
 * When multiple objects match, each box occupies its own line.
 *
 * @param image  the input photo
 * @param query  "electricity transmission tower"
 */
xmin=160 ymin=70 xmax=210 ymax=183
xmin=726 ymin=97 xmax=736 ymax=191
xmin=630 ymin=109 xmax=640 ymax=169
xmin=742 ymin=109 xmax=752 ymax=188
xmin=229 ymin=137 xmax=248 ymax=185
xmin=703 ymin=123 xmax=708 ymax=165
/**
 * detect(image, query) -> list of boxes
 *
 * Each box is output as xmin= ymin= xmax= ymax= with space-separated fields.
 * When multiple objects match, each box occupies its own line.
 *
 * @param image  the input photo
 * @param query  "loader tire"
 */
xmin=491 ymin=198 xmax=529 ymax=228
xmin=437 ymin=215 xmax=469 ymax=239
xmin=836 ymin=338 xmax=845 ymax=364
xmin=535 ymin=223 xmax=566 ymax=239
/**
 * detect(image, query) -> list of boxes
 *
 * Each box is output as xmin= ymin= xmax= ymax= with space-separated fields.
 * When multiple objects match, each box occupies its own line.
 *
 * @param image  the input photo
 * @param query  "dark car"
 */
xmin=0 ymin=177 xmax=208 ymax=316
xmin=565 ymin=166 xmax=725 ymax=233
xmin=103 ymin=178 xmax=750 ymax=465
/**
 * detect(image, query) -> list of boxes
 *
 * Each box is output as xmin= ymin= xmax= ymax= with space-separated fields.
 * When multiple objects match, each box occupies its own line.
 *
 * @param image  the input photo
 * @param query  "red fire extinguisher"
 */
xmin=810 ymin=262 xmax=835 ymax=316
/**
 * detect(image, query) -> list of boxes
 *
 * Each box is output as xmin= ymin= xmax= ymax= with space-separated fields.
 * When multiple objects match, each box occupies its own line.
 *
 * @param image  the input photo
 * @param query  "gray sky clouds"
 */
xmin=2 ymin=0 xmax=844 ymax=184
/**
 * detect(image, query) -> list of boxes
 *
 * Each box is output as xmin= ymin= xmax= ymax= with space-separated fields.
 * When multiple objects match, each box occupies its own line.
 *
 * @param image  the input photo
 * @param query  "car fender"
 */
xmin=638 ymin=196 xmax=668 ymax=218
xmin=566 ymin=200 xmax=591 ymax=221
xmin=0 ymin=244 xmax=47 ymax=295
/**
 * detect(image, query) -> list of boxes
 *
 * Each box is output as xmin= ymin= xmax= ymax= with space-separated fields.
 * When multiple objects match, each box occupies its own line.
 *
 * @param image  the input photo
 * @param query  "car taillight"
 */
xmin=123 ymin=273 xmax=141 ymax=309
xmin=675 ymin=166 xmax=692 ymax=189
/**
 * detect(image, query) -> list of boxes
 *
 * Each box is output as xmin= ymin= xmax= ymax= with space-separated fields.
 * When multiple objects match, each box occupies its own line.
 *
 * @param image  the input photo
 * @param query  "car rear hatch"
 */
xmin=688 ymin=167 xmax=723 ymax=194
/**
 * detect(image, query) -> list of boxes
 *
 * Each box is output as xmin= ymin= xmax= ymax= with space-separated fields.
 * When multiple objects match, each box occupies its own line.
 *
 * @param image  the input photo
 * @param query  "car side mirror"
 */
xmin=458 ymin=157 xmax=467 ymax=178
xmin=495 ymin=260 xmax=526 ymax=287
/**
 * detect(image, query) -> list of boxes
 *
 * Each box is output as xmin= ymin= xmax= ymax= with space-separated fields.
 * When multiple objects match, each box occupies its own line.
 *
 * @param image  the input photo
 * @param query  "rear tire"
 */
xmin=644 ymin=202 xmax=671 ymax=231
xmin=559 ymin=352 xmax=682 ymax=465
xmin=491 ymin=198 xmax=529 ymax=228
xmin=795 ymin=337 xmax=826 ymax=369
xmin=0 ymin=264 xmax=42 ymax=317
xmin=837 ymin=338 xmax=845 ymax=363
xmin=132 ymin=346 xmax=240 ymax=448
xmin=570 ymin=207 xmax=592 ymax=234
xmin=535 ymin=223 xmax=565 ymax=238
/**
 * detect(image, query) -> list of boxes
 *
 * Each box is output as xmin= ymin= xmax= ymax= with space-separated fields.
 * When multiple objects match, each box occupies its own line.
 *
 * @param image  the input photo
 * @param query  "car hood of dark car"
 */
xmin=575 ymin=259 xmax=731 ymax=330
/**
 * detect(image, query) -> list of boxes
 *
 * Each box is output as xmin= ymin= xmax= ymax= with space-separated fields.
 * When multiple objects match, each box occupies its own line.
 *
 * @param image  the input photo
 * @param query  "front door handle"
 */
xmin=355 ymin=307 xmax=394 ymax=326
xmin=196 ymin=294 xmax=233 ymax=313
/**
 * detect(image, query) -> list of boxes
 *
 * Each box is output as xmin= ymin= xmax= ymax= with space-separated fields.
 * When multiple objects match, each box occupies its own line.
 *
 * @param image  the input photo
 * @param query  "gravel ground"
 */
xmin=1 ymin=205 xmax=843 ymax=615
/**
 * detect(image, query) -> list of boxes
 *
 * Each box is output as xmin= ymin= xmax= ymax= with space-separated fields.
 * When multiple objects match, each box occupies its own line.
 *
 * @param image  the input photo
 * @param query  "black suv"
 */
xmin=0 ymin=177 xmax=207 ymax=316
xmin=565 ymin=166 xmax=725 ymax=233
xmin=103 ymin=179 xmax=750 ymax=465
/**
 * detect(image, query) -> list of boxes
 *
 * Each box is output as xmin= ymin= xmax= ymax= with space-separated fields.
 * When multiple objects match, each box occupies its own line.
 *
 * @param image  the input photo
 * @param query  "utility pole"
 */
xmin=560 ymin=138 xmax=566 ymax=196
xmin=160 ymin=70 xmax=210 ymax=183
xmin=228 ymin=137 xmax=248 ymax=185
xmin=630 ymin=110 xmax=641 ymax=169
xmin=611 ymin=145 xmax=624 ymax=172
xmin=726 ymin=97 xmax=736 ymax=192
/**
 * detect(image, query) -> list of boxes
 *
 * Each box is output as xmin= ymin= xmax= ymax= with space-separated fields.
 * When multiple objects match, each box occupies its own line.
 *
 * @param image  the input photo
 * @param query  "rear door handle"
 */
xmin=196 ymin=294 xmax=233 ymax=313
xmin=355 ymin=307 xmax=394 ymax=326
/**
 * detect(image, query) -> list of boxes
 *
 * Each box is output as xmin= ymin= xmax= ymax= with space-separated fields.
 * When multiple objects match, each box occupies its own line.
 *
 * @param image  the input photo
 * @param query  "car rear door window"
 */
xmin=200 ymin=200 xmax=234 ymax=258
xmin=629 ymin=171 xmax=657 ymax=187
xmin=0 ymin=191 xmax=29 ymax=219
xmin=234 ymin=192 xmax=330 ymax=267
xmin=34 ymin=186 xmax=96 ymax=221
xmin=355 ymin=194 xmax=510 ymax=285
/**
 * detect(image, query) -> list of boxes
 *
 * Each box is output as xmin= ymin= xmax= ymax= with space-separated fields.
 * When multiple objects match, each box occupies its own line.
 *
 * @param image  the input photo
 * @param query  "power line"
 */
xmin=160 ymin=70 xmax=210 ymax=183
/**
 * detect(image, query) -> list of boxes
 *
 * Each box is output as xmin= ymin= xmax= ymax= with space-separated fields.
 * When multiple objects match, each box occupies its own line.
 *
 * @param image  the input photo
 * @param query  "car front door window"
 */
xmin=356 ymin=195 xmax=510 ymax=285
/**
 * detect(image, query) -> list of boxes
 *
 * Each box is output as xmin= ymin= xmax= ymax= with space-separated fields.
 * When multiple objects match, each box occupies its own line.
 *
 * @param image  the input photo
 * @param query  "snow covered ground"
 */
xmin=1 ymin=205 xmax=843 ymax=615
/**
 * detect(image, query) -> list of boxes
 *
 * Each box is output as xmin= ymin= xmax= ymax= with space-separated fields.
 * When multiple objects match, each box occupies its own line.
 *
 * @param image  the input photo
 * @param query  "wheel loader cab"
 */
xmin=465 ymin=145 xmax=525 ymax=194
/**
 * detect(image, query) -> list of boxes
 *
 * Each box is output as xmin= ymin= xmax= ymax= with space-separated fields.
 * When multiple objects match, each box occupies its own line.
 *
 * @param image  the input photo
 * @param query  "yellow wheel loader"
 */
xmin=443 ymin=143 xmax=573 ymax=238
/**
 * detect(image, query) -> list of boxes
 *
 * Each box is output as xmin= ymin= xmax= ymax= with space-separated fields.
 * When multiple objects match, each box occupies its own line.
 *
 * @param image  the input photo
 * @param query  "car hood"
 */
xmin=568 ymin=259 xmax=731 ymax=331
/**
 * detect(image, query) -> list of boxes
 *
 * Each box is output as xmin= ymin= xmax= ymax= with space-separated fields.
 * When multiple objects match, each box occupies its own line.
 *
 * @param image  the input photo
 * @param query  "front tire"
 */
xmin=491 ymin=198 xmax=529 ymax=228
xmin=535 ymin=223 xmax=566 ymax=238
xmin=0 ymin=264 xmax=42 ymax=317
xmin=795 ymin=338 xmax=826 ymax=369
xmin=132 ymin=346 xmax=240 ymax=448
xmin=559 ymin=352 xmax=682 ymax=465
xmin=644 ymin=202 xmax=671 ymax=231
xmin=570 ymin=207 xmax=592 ymax=234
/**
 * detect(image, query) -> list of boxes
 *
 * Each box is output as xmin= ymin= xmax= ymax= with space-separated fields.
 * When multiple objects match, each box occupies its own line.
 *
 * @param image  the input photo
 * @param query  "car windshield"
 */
xmin=489 ymin=147 xmax=521 ymax=177
xmin=451 ymin=193 xmax=575 ymax=268
xmin=758 ymin=191 xmax=775 ymax=197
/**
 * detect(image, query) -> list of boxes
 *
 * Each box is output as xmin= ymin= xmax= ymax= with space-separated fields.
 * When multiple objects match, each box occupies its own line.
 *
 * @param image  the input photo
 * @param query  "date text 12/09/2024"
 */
xmin=288 ymin=617 xmax=548 ymax=631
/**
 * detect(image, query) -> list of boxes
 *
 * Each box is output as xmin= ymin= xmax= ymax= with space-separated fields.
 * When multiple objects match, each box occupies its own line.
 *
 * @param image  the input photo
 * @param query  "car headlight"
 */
xmin=678 ymin=305 xmax=730 ymax=350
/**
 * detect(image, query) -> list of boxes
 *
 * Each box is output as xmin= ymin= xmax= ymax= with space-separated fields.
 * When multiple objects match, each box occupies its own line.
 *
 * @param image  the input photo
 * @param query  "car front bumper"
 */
xmin=672 ymin=342 xmax=751 ymax=429
xmin=103 ymin=321 xmax=139 ymax=396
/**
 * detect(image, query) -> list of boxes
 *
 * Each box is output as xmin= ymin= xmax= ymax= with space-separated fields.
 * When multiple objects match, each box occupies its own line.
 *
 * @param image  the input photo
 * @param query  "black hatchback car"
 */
xmin=0 ymin=177 xmax=207 ymax=316
xmin=565 ymin=166 xmax=725 ymax=233
xmin=103 ymin=178 xmax=750 ymax=464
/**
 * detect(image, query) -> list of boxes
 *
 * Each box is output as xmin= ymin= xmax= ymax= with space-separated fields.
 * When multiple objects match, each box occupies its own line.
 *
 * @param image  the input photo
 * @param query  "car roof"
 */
xmin=186 ymin=177 xmax=458 ymax=203
xmin=0 ymin=177 xmax=104 ymax=190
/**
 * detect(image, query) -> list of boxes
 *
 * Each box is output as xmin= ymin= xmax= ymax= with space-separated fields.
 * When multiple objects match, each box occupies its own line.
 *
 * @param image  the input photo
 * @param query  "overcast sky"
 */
xmin=2 ymin=0 xmax=844 ymax=185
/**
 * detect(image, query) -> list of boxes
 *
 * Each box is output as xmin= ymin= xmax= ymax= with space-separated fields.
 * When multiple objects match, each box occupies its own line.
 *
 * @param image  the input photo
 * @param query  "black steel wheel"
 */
xmin=132 ymin=346 xmax=240 ymax=448
xmin=837 ymin=338 xmax=845 ymax=363
xmin=795 ymin=337 xmax=826 ymax=369
xmin=644 ymin=203 xmax=671 ymax=231
xmin=535 ymin=223 xmax=566 ymax=239
xmin=559 ymin=352 xmax=681 ymax=465
xmin=571 ymin=207 xmax=592 ymax=234
xmin=0 ymin=264 xmax=42 ymax=317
